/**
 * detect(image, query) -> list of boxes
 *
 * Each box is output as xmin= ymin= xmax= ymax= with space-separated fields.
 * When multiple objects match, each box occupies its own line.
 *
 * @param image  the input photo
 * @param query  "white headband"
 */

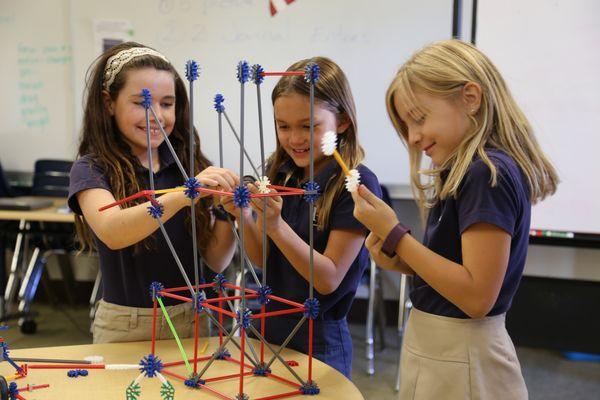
xmin=103 ymin=47 xmax=169 ymax=90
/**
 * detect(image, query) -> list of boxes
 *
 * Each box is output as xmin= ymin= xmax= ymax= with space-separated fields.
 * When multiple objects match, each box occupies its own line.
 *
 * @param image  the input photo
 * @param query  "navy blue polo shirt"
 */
xmin=265 ymin=160 xmax=382 ymax=320
xmin=411 ymin=149 xmax=531 ymax=318
xmin=68 ymin=143 xmax=201 ymax=308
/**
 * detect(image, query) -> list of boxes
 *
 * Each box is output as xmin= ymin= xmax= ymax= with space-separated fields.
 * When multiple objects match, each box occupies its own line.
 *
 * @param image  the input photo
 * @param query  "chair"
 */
xmin=14 ymin=159 xmax=75 ymax=333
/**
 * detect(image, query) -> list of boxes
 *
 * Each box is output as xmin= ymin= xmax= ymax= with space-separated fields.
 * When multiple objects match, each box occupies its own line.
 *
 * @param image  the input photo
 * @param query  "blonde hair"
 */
xmin=268 ymin=57 xmax=365 ymax=230
xmin=385 ymin=39 xmax=558 ymax=220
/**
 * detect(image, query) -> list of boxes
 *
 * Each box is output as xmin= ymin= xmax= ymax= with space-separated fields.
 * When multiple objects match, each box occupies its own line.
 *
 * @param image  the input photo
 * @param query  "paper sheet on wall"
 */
xmin=93 ymin=19 xmax=134 ymax=55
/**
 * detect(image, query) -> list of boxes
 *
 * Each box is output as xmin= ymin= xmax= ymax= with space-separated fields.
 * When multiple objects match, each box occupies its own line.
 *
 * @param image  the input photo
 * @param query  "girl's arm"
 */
xmin=219 ymin=195 xmax=265 ymax=267
xmin=268 ymin=222 xmax=366 ymax=295
xmin=203 ymin=217 xmax=237 ymax=273
xmin=353 ymin=184 xmax=509 ymax=319
xmin=252 ymin=191 xmax=365 ymax=296
xmin=364 ymin=232 xmax=414 ymax=275
xmin=77 ymin=187 xmax=190 ymax=250
xmin=77 ymin=166 xmax=239 ymax=250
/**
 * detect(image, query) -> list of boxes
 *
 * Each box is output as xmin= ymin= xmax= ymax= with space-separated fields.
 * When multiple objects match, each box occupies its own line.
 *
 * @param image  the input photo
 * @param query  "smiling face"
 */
xmin=274 ymin=92 xmax=349 ymax=178
xmin=393 ymin=89 xmax=473 ymax=167
xmin=104 ymin=67 xmax=176 ymax=159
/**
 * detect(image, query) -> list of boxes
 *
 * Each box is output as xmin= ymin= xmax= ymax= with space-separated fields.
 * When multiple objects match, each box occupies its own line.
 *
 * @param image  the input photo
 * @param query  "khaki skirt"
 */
xmin=93 ymin=299 xmax=208 ymax=344
xmin=399 ymin=308 xmax=528 ymax=400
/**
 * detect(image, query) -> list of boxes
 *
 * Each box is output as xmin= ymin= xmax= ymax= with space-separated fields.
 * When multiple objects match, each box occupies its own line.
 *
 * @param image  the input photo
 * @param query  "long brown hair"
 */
xmin=386 ymin=39 xmax=558 ymax=221
xmin=75 ymin=41 xmax=215 ymax=254
xmin=267 ymin=57 xmax=364 ymax=230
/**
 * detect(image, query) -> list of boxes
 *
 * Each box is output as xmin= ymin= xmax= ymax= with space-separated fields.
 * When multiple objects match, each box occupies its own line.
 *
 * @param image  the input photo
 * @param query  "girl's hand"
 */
xmin=248 ymin=183 xmax=283 ymax=235
xmin=352 ymin=184 xmax=399 ymax=239
xmin=195 ymin=166 xmax=239 ymax=193
xmin=365 ymin=232 xmax=406 ymax=272
xmin=219 ymin=192 xmax=252 ymax=220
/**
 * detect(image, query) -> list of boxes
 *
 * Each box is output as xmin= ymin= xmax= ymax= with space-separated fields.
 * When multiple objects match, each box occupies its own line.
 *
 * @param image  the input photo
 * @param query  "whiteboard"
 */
xmin=0 ymin=0 xmax=452 ymax=187
xmin=477 ymin=0 xmax=600 ymax=234
xmin=0 ymin=0 xmax=76 ymax=171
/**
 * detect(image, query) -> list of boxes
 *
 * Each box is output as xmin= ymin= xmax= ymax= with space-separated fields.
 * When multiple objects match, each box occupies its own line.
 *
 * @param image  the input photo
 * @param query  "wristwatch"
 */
xmin=381 ymin=222 xmax=411 ymax=258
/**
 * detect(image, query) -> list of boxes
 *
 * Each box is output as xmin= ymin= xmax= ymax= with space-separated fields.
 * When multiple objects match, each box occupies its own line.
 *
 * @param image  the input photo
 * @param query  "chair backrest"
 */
xmin=0 ymin=160 xmax=13 ymax=198
xmin=31 ymin=159 xmax=73 ymax=197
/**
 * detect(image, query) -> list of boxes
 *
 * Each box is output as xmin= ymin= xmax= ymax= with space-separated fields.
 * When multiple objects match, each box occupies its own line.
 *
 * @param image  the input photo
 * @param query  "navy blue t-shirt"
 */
xmin=265 ymin=160 xmax=382 ymax=320
xmin=411 ymin=149 xmax=531 ymax=318
xmin=68 ymin=144 xmax=205 ymax=308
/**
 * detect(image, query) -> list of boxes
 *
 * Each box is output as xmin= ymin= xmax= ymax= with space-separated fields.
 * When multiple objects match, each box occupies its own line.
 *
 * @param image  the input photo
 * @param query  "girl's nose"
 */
xmin=408 ymin=128 xmax=421 ymax=147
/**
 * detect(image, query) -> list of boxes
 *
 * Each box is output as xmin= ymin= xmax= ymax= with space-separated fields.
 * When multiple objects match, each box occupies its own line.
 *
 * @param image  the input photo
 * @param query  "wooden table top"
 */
xmin=0 ymin=337 xmax=364 ymax=399
xmin=0 ymin=197 xmax=73 ymax=223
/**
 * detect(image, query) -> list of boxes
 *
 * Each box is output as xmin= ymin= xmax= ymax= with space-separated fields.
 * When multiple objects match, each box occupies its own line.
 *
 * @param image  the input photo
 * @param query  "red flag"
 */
xmin=270 ymin=0 xmax=296 ymax=16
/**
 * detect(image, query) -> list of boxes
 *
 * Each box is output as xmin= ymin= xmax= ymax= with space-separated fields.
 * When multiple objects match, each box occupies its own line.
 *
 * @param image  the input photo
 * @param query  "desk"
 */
xmin=0 ymin=337 xmax=364 ymax=399
xmin=0 ymin=197 xmax=74 ymax=325
xmin=0 ymin=198 xmax=73 ymax=223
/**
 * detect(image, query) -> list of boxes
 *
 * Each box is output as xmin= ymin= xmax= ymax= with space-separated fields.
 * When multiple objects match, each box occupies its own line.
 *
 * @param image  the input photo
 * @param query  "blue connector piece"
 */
xmin=303 ymin=298 xmax=320 ymax=320
xmin=8 ymin=382 xmax=18 ymax=398
xmin=147 ymin=202 xmax=164 ymax=219
xmin=78 ymin=369 xmax=89 ymax=376
xmin=141 ymin=88 xmax=152 ymax=109
xmin=139 ymin=354 xmax=163 ymax=378
xmin=237 ymin=60 xmax=250 ymax=83
xmin=184 ymin=373 xmax=205 ymax=388
xmin=250 ymin=64 xmax=265 ymax=85
xmin=300 ymin=381 xmax=320 ymax=395
xmin=236 ymin=308 xmax=252 ymax=329
xmin=67 ymin=369 xmax=88 ymax=377
xmin=304 ymin=63 xmax=320 ymax=84
xmin=233 ymin=185 xmax=251 ymax=208
xmin=302 ymin=181 xmax=320 ymax=203
xmin=185 ymin=60 xmax=199 ymax=82
xmin=213 ymin=273 xmax=227 ymax=293
xmin=150 ymin=281 xmax=165 ymax=300
xmin=194 ymin=291 xmax=206 ymax=313
xmin=213 ymin=348 xmax=231 ymax=360
xmin=183 ymin=177 xmax=202 ymax=199
xmin=257 ymin=285 xmax=272 ymax=305
xmin=252 ymin=363 xmax=271 ymax=376
xmin=214 ymin=93 xmax=225 ymax=113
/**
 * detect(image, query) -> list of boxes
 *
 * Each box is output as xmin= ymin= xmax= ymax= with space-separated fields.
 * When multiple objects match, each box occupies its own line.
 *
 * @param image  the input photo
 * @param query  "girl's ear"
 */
xmin=462 ymin=82 xmax=482 ymax=115
xmin=336 ymin=113 xmax=352 ymax=135
xmin=102 ymin=90 xmax=115 ymax=116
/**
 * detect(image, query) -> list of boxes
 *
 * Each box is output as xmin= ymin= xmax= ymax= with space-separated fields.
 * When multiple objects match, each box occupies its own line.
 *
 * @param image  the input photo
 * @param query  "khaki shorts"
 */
xmin=399 ymin=308 xmax=528 ymax=400
xmin=93 ymin=299 xmax=208 ymax=344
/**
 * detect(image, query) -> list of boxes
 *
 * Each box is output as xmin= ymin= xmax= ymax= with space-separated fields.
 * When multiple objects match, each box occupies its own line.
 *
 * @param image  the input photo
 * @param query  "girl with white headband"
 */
xmin=68 ymin=42 xmax=239 ymax=343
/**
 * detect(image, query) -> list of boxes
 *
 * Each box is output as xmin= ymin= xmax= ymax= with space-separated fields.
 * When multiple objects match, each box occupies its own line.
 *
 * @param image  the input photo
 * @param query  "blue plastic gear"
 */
xmin=212 ymin=273 xmax=227 ymax=293
xmin=194 ymin=291 xmax=206 ymax=313
xmin=141 ymin=88 xmax=152 ymax=109
xmin=214 ymin=93 xmax=225 ymax=113
xmin=67 ymin=369 xmax=78 ymax=377
xmin=300 ymin=381 xmax=320 ymax=395
xmin=257 ymin=285 xmax=272 ymax=305
xmin=184 ymin=373 xmax=205 ymax=388
xmin=233 ymin=185 xmax=251 ymax=208
xmin=147 ymin=203 xmax=164 ymax=219
xmin=183 ymin=177 xmax=202 ymax=199
xmin=302 ymin=181 xmax=321 ymax=203
xmin=8 ymin=382 xmax=18 ymax=399
xmin=213 ymin=348 xmax=231 ymax=360
xmin=303 ymin=298 xmax=320 ymax=320
xmin=252 ymin=363 xmax=272 ymax=376
xmin=236 ymin=308 xmax=252 ymax=329
xmin=150 ymin=281 xmax=164 ymax=300
xmin=78 ymin=369 xmax=89 ymax=376
xmin=236 ymin=60 xmax=250 ymax=83
xmin=250 ymin=64 xmax=265 ymax=85
xmin=304 ymin=63 xmax=320 ymax=84
xmin=139 ymin=354 xmax=163 ymax=378
xmin=185 ymin=60 xmax=199 ymax=82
